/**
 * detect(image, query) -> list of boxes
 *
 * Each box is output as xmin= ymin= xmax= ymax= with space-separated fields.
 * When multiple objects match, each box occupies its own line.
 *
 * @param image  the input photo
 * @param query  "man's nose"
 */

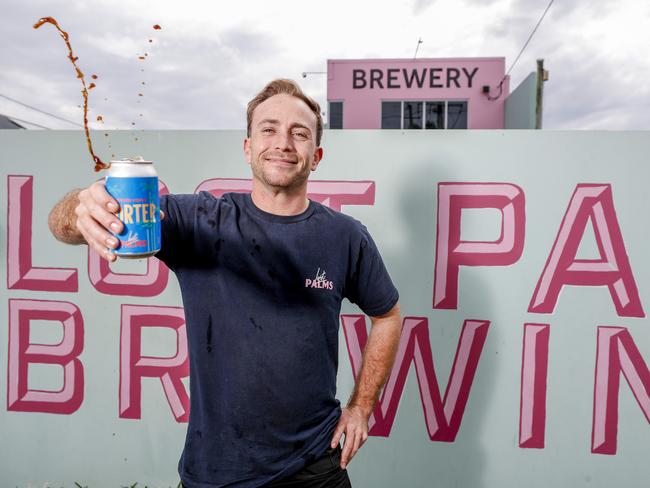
xmin=274 ymin=131 xmax=294 ymax=151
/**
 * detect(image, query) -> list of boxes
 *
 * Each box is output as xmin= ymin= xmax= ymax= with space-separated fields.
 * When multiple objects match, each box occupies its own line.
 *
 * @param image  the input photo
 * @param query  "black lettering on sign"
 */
xmin=370 ymin=69 xmax=384 ymax=89
xmin=387 ymin=68 xmax=400 ymax=88
xmin=429 ymin=68 xmax=443 ymax=88
xmin=447 ymin=68 xmax=461 ymax=88
xmin=403 ymin=68 xmax=426 ymax=88
xmin=353 ymin=69 xmax=367 ymax=89
xmin=463 ymin=67 xmax=479 ymax=88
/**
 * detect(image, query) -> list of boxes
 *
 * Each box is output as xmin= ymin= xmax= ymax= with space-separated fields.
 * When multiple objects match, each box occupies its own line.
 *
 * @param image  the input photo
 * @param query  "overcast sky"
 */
xmin=1 ymin=0 xmax=648 ymax=131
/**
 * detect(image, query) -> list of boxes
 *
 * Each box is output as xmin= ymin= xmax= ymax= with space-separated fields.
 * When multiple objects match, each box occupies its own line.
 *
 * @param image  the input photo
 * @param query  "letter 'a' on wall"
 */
xmin=7 ymin=299 xmax=84 ymax=414
xmin=433 ymin=182 xmax=525 ymax=310
xmin=88 ymin=179 xmax=170 ymax=297
xmin=529 ymin=184 xmax=644 ymax=318
xmin=6 ymin=175 xmax=78 ymax=292
xmin=119 ymin=305 xmax=189 ymax=422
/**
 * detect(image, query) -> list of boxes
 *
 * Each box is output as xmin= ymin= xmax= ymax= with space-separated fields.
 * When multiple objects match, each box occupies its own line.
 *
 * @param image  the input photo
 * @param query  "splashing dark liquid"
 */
xmin=33 ymin=17 xmax=108 ymax=172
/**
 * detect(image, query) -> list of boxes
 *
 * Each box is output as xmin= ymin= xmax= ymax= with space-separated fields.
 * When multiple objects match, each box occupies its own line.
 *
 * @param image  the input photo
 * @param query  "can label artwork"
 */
xmin=105 ymin=176 xmax=161 ymax=257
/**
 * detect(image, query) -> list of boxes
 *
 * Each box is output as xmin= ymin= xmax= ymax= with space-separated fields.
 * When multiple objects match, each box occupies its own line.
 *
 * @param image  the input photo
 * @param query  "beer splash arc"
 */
xmin=33 ymin=17 xmax=109 ymax=172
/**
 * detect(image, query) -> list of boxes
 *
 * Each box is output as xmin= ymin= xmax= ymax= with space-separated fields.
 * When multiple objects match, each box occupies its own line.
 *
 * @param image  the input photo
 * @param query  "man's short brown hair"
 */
xmin=247 ymin=79 xmax=323 ymax=146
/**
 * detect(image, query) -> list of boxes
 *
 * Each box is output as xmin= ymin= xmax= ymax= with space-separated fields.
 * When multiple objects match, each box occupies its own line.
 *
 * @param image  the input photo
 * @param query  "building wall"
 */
xmin=2 ymin=130 xmax=650 ymax=487
xmin=327 ymin=58 xmax=509 ymax=129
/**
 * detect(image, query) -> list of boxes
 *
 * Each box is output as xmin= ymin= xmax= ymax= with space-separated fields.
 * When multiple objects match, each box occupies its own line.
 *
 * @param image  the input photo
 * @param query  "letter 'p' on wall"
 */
xmin=7 ymin=299 xmax=84 ymax=414
xmin=433 ymin=182 xmax=525 ymax=310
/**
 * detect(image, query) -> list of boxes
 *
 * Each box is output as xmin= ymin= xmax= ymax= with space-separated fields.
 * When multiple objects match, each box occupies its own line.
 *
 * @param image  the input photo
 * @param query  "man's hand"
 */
xmin=330 ymin=404 xmax=371 ymax=469
xmin=75 ymin=180 xmax=124 ymax=262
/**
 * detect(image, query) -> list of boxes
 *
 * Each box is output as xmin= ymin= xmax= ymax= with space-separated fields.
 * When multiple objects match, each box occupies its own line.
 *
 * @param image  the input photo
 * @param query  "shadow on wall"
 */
xmin=366 ymin=153 xmax=498 ymax=488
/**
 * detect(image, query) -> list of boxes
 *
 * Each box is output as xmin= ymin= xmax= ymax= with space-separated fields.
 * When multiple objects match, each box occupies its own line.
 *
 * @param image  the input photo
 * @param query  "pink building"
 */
xmin=326 ymin=58 xmax=510 ymax=130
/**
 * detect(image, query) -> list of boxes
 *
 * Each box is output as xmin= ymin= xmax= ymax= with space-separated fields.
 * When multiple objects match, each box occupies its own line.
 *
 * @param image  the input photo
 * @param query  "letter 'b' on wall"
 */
xmin=433 ymin=182 xmax=525 ymax=309
xmin=7 ymin=299 xmax=84 ymax=414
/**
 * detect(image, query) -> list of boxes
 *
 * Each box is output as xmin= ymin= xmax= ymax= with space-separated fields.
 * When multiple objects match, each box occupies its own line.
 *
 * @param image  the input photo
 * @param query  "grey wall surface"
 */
xmin=505 ymin=72 xmax=537 ymax=129
xmin=1 ymin=130 xmax=650 ymax=488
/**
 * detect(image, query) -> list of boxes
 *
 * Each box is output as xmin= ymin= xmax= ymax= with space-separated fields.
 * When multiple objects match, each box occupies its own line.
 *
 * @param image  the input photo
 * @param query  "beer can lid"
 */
xmin=110 ymin=156 xmax=152 ymax=164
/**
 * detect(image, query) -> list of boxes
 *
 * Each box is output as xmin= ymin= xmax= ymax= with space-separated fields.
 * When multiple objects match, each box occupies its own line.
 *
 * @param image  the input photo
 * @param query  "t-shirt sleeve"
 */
xmin=155 ymin=193 xmax=200 ymax=270
xmin=344 ymin=224 xmax=399 ymax=316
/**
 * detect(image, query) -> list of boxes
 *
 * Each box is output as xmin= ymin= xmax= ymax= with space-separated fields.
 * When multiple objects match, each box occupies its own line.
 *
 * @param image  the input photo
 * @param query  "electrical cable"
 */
xmin=0 ymin=93 xmax=83 ymax=127
xmin=486 ymin=0 xmax=555 ymax=101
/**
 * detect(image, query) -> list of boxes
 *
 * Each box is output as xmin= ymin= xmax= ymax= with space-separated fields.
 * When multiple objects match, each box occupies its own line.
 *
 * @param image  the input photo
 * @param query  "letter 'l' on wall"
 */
xmin=7 ymin=175 xmax=78 ymax=291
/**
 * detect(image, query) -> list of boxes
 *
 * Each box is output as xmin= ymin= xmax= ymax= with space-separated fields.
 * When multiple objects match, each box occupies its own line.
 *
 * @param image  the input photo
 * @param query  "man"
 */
xmin=49 ymin=79 xmax=402 ymax=488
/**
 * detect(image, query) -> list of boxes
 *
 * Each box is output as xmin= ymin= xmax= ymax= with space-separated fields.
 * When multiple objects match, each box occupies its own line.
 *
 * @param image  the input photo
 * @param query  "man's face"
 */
xmin=244 ymin=94 xmax=322 ymax=191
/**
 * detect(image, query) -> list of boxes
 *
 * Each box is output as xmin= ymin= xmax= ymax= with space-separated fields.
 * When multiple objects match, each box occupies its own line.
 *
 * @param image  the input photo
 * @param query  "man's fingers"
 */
xmin=88 ymin=201 xmax=123 ymax=234
xmin=89 ymin=180 xmax=119 ymax=212
xmin=330 ymin=424 xmax=344 ymax=449
xmin=77 ymin=219 xmax=117 ymax=262
xmin=160 ymin=209 xmax=165 ymax=220
xmin=340 ymin=429 xmax=355 ymax=469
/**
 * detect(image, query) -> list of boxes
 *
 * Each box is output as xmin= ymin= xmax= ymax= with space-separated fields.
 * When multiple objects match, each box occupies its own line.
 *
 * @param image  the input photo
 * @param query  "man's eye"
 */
xmin=293 ymin=132 xmax=308 ymax=138
xmin=262 ymin=128 xmax=274 ymax=133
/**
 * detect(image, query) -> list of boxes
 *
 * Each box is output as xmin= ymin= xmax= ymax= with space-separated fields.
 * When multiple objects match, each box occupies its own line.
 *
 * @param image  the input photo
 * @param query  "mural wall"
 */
xmin=1 ymin=130 xmax=649 ymax=487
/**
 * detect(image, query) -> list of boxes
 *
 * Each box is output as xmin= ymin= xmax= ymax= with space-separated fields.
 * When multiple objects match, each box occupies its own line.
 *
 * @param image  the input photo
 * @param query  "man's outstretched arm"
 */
xmin=330 ymin=302 xmax=402 ymax=468
xmin=48 ymin=181 xmax=126 ymax=261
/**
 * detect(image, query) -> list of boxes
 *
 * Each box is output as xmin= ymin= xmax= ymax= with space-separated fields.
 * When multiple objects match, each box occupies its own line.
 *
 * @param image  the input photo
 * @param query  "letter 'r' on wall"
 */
xmin=592 ymin=327 xmax=650 ymax=455
xmin=341 ymin=315 xmax=489 ymax=441
xmin=519 ymin=323 xmax=550 ymax=449
xmin=7 ymin=299 xmax=84 ymax=414
xmin=119 ymin=305 xmax=189 ymax=422
xmin=529 ymin=184 xmax=644 ymax=317
xmin=6 ymin=175 xmax=78 ymax=291
xmin=194 ymin=178 xmax=376 ymax=211
xmin=433 ymin=182 xmax=525 ymax=309
xmin=88 ymin=180 xmax=170 ymax=296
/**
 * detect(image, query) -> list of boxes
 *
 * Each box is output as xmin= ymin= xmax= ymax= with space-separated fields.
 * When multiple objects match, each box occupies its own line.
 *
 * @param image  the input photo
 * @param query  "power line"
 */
xmin=3 ymin=114 xmax=52 ymax=129
xmin=0 ymin=93 xmax=83 ymax=128
xmin=487 ymin=0 xmax=555 ymax=101
xmin=506 ymin=0 xmax=555 ymax=77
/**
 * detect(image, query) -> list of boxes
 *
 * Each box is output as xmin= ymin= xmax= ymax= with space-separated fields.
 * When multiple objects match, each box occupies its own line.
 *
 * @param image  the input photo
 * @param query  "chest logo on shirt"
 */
xmin=305 ymin=267 xmax=334 ymax=290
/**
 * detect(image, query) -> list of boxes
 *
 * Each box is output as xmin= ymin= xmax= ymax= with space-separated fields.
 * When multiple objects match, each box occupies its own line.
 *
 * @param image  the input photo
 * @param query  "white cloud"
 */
xmin=1 ymin=0 xmax=648 ymax=130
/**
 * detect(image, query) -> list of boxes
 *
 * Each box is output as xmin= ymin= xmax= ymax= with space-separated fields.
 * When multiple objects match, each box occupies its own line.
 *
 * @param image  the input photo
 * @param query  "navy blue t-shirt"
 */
xmin=156 ymin=191 xmax=399 ymax=488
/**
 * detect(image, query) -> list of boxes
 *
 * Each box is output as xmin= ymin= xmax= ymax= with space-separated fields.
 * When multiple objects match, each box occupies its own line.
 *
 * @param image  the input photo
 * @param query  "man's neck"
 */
xmin=250 ymin=180 xmax=309 ymax=216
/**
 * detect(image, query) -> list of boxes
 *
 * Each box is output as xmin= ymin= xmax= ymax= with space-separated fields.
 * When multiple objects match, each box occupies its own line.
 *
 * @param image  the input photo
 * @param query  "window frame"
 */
xmin=380 ymin=99 xmax=469 ymax=130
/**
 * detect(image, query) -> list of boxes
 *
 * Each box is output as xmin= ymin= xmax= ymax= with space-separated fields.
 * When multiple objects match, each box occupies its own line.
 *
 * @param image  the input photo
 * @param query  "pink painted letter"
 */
xmin=529 ymin=184 xmax=643 ymax=317
xmin=7 ymin=299 xmax=84 ymax=414
xmin=519 ymin=323 xmax=550 ymax=448
xmin=7 ymin=175 xmax=78 ymax=291
xmin=119 ymin=304 xmax=189 ymax=422
xmin=341 ymin=315 xmax=489 ymax=441
xmin=88 ymin=180 xmax=170 ymax=296
xmin=434 ymin=182 xmax=525 ymax=309
xmin=195 ymin=178 xmax=375 ymax=211
xmin=592 ymin=326 xmax=650 ymax=455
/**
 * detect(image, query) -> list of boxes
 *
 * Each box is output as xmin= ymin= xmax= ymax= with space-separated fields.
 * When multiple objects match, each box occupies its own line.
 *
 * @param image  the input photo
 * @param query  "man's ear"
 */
xmin=243 ymin=138 xmax=252 ymax=164
xmin=311 ymin=147 xmax=323 ymax=171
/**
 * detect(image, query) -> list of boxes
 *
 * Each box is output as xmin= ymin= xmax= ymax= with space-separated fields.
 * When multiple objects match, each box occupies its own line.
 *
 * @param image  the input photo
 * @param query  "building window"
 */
xmin=382 ymin=100 xmax=468 ymax=129
xmin=447 ymin=101 xmax=468 ymax=129
xmin=381 ymin=101 xmax=401 ymax=129
xmin=329 ymin=102 xmax=343 ymax=129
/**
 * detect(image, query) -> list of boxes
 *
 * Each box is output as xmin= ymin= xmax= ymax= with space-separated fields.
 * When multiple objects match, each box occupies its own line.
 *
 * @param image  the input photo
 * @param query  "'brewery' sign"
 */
xmin=352 ymin=67 xmax=479 ymax=90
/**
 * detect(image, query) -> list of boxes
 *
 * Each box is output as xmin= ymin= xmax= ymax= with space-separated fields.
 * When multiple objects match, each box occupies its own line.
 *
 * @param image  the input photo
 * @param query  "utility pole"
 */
xmin=535 ymin=59 xmax=548 ymax=129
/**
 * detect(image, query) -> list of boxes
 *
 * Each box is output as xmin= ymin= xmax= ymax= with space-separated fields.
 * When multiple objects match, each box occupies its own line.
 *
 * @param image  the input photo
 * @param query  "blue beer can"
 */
xmin=105 ymin=157 xmax=161 ymax=258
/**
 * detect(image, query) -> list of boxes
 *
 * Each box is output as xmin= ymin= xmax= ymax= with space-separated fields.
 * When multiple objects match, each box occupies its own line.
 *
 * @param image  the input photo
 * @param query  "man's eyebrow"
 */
xmin=257 ymin=118 xmax=280 ymax=126
xmin=289 ymin=123 xmax=312 ymax=133
xmin=256 ymin=119 xmax=312 ymax=134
